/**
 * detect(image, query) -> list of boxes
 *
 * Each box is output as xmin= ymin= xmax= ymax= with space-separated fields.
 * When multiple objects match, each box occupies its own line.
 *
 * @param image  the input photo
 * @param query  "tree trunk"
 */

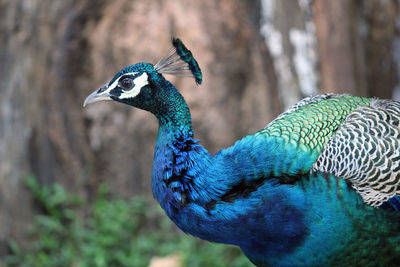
xmin=313 ymin=0 xmax=400 ymax=97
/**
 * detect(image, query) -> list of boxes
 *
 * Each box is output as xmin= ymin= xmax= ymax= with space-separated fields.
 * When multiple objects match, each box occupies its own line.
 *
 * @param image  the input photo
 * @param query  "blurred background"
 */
xmin=1 ymin=0 xmax=400 ymax=266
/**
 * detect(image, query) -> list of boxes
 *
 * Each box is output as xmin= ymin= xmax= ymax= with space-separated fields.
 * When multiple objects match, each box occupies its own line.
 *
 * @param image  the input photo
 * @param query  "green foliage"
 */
xmin=7 ymin=177 xmax=253 ymax=267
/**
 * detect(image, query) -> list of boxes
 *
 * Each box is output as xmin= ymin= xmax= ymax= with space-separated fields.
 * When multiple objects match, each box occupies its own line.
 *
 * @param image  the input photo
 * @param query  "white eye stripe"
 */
xmin=98 ymin=72 xmax=149 ymax=100
xmin=119 ymin=72 xmax=149 ymax=99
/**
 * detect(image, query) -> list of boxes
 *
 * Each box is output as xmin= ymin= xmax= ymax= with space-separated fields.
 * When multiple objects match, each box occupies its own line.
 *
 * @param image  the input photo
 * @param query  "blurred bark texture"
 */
xmin=0 ymin=0 xmax=400 ymax=256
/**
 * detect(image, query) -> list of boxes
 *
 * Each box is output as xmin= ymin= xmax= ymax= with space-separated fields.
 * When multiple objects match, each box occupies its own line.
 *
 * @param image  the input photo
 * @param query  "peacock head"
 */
xmin=83 ymin=38 xmax=202 ymax=114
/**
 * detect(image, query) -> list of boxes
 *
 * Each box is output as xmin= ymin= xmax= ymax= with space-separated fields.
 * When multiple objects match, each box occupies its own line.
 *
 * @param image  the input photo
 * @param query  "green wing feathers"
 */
xmin=259 ymin=94 xmax=370 ymax=158
xmin=244 ymin=94 xmax=370 ymax=182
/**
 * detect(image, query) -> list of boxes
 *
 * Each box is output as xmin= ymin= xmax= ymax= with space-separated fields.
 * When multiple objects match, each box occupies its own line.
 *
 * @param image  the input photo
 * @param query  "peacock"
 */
xmin=84 ymin=38 xmax=400 ymax=266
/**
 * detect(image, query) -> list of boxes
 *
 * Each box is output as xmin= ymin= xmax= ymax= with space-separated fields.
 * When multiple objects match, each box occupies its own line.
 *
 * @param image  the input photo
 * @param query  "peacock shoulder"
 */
xmin=219 ymin=94 xmax=371 ymax=183
xmin=258 ymin=94 xmax=371 ymax=157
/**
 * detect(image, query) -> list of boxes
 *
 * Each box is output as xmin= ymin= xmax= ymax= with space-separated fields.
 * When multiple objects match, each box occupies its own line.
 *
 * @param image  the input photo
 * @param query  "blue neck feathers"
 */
xmin=150 ymin=79 xmax=213 ymax=216
xmin=149 ymin=81 xmax=308 ymax=259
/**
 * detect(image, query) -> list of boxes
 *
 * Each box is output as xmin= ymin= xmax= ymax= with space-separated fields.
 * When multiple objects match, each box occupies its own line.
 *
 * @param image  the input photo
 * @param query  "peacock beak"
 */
xmin=83 ymin=84 xmax=112 ymax=107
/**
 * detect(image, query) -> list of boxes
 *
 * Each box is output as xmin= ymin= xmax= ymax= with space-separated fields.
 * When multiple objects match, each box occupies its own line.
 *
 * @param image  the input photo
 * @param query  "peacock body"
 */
xmin=84 ymin=39 xmax=400 ymax=266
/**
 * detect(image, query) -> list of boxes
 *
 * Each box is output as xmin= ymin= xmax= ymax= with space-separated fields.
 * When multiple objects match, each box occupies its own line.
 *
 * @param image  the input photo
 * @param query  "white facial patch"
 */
xmin=119 ymin=72 xmax=149 ymax=99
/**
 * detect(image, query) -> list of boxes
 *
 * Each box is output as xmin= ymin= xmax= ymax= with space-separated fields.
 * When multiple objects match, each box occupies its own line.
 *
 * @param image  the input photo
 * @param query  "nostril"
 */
xmin=97 ymin=84 xmax=108 ymax=93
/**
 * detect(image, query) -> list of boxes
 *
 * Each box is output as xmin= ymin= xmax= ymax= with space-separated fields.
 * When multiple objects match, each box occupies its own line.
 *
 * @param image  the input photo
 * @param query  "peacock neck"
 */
xmin=155 ymin=101 xmax=192 ymax=133
xmin=151 ymin=75 xmax=193 ymax=130
xmin=153 ymin=87 xmax=196 ymax=160
xmin=151 ymin=84 xmax=213 ymax=220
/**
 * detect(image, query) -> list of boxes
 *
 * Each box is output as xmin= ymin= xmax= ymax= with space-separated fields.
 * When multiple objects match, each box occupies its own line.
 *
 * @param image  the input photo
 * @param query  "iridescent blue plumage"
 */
xmin=84 ymin=39 xmax=400 ymax=266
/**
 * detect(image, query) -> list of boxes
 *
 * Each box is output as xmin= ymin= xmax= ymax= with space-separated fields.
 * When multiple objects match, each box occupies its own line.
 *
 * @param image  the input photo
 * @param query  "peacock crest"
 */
xmin=155 ymin=38 xmax=202 ymax=85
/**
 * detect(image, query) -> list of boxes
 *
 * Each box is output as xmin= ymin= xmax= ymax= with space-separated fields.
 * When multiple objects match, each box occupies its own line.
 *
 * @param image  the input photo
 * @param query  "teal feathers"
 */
xmin=172 ymin=38 xmax=202 ymax=84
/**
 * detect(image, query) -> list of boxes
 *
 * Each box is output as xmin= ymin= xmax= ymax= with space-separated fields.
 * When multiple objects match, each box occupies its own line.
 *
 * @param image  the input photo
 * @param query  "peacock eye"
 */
xmin=119 ymin=77 xmax=134 ymax=91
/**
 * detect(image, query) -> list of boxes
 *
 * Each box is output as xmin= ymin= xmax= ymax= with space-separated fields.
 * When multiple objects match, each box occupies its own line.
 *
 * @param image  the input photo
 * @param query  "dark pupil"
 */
xmin=121 ymin=78 xmax=133 ymax=90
